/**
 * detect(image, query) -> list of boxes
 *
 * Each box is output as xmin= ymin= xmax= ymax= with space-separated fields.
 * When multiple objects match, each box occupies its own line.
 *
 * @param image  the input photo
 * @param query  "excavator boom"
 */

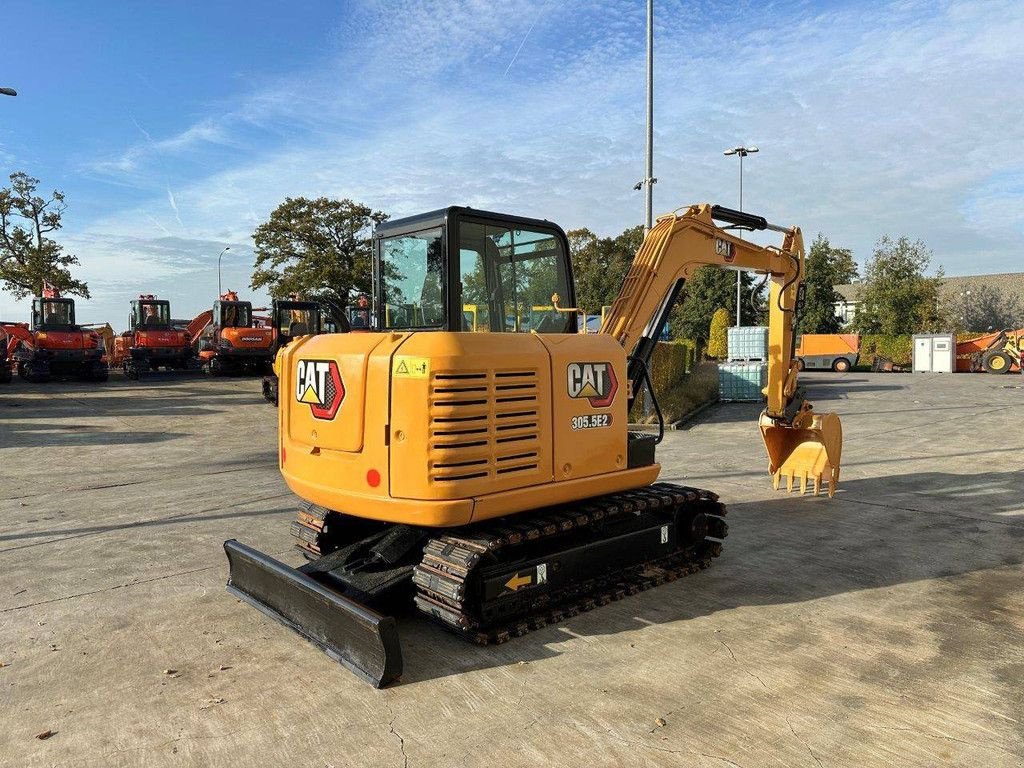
xmin=600 ymin=203 xmax=842 ymax=495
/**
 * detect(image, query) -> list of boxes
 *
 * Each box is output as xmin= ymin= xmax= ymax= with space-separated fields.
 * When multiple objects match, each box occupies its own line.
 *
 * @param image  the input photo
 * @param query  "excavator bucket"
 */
xmin=224 ymin=540 xmax=403 ymax=687
xmin=759 ymin=409 xmax=843 ymax=497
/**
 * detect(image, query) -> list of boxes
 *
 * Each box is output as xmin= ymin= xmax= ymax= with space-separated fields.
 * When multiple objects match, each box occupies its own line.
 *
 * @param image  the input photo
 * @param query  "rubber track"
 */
xmin=289 ymin=500 xmax=337 ymax=557
xmin=411 ymin=482 xmax=727 ymax=644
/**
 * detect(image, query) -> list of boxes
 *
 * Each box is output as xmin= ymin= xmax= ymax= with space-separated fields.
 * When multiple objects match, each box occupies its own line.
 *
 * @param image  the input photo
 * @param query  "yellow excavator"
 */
xmin=224 ymin=203 xmax=843 ymax=686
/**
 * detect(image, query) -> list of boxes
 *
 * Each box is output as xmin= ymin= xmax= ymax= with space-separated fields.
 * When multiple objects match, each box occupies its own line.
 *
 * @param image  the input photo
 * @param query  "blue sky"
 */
xmin=1 ymin=0 xmax=1022 ymax=326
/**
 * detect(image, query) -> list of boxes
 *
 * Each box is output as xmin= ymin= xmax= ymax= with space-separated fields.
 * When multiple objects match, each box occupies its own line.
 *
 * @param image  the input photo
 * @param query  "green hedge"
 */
xmin=649 ymin=340 xmax=697 ymax=396
xmin=858 ymin=334 xmax=913 ymax=366
xmin=632 ymin=343 xmax=715 ymax=424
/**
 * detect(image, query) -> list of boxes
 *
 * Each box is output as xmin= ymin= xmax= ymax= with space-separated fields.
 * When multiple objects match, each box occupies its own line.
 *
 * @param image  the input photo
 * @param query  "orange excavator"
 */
xmin=4 ymin=289 xmax=108 ymax=382
xmin=194 ymin=291 xmax=275 ymax=375
xmin=112 ymin=295 xmax=195 ymax=379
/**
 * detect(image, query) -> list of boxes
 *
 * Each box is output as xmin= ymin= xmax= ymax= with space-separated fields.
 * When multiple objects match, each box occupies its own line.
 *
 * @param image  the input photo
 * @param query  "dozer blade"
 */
xmin=224 ymin=539 xmax=402 ymax=688
xmin=759 ymin=409 xmax=843 ymax=497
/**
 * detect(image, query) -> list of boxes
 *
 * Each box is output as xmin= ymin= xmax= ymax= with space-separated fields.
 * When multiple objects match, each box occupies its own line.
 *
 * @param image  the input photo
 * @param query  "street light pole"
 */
xmin=644 ymin=0 xmax=654 ymax=232
xmin=634 ymin=0 xmax=657 ymax=231
xmin=723 ymin=145 xmax=758 ymax=326
xmin=217 ymin=247 xmax=231 ymax=296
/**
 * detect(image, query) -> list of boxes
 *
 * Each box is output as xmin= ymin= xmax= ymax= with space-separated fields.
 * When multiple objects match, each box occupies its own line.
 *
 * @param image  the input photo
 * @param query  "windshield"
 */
xmin=38 ymin=300 xmax=74 ymax=327
xmin=136 ymin=301 xmax=170 ymax=328
xmin=277 ymin=306 xmax=317 ymax=339
xmin=219 ymin=302 xmax=251 ymax=328
xmin=380 ymin=227 xmax=445 ymax=329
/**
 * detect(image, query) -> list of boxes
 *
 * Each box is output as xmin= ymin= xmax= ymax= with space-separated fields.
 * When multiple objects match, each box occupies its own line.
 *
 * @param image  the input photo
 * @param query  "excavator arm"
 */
xmin=601 ymin=203 xmax=842 ymax=496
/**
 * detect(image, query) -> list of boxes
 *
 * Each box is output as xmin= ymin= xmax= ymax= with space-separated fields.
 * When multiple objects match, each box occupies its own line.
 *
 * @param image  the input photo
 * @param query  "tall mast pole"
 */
xmin=644 ymin=0 xmax=654 ymax=232
xmin=737 ymin=152 xmax=743 ymax=326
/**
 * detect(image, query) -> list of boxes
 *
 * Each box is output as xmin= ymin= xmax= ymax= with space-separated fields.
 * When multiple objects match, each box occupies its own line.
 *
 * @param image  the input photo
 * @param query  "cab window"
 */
xmin=278 ymin=307 xmax=317 ymax=338
xmin=38 ymin=300 xmax=73 ymax=327
xmin=219 ymin=303 xmax=251 ymax=328
xmin=380 ymin=227 xmax=445 ymax=329
xmin=136 ymin=302 xmax=170 ymax=327
xmin=458 ymin=222 xmax=572 ymax=333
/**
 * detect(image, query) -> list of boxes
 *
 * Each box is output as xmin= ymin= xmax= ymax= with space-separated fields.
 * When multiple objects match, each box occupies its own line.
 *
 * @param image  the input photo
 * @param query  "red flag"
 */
xmin=42 ymin=280 xmax=57 ymax=299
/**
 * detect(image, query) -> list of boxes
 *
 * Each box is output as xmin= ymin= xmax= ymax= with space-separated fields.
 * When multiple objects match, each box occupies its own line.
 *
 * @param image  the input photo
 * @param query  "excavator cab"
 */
xmin=129 ymin=298 xmax=171 ymax=330
xmin=374 ymin=207 xmax=577 ymax=335
xmin=32 ymin=298 xmax=76 ymax=330
xmin=213 ymin=300 xmax=252 ymax=329
xmin=271 ymin=299 xmax=321 ymax=345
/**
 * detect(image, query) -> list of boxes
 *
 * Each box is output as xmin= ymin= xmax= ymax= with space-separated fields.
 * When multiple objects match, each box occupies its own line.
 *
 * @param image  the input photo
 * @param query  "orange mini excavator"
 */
xmin=196 ymin=291 xmax=275 ymax=375
xmin=6 ymin=288 xmax=108 ymax=382
xmin=225 ymin=204 xmax=844 ymax=686
xmin=112 ymin=295 xmax=195 ymax=379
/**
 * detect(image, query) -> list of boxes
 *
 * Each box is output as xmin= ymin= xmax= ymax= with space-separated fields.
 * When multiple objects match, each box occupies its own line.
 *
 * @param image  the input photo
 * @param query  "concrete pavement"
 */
xmin=1 ymin=370 xmax=1022 ymax=767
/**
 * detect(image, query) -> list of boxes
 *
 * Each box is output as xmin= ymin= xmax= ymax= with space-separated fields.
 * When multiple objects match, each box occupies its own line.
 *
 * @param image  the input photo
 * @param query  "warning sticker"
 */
xmin=392 ymin=356 xmax=429 ymax=379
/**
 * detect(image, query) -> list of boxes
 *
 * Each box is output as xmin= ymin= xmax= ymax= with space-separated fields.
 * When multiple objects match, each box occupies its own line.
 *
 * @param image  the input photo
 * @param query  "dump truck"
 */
xmin=113 ymin=295 xmax=195 ymax=379
xmin=7 ymin=293 xmax=108 ymax=382
xmin=224 ymin=204 xmax=844 ymax=687
xmin=795 ymin=333 xmax=860 ymax=372
xmin=196 ymin=291 xmax=275 ymax=375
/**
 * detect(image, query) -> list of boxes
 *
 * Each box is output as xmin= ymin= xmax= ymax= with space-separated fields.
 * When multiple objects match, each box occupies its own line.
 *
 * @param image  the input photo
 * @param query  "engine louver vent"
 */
xmin=429 ymin=368 xmax=541 ymax=484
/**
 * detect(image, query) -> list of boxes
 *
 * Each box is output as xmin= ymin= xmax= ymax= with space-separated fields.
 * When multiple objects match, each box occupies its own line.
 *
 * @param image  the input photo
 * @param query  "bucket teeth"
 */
xmin=772 ymin=469 xmax=836 ymax=497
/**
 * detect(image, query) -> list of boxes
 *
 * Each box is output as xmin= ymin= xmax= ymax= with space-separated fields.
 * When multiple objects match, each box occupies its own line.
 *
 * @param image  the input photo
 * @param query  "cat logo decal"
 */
xmin=296 ymin=359 xmax=345 ymax=420
xmin=567 ymin=362 xmax=618 ymax=409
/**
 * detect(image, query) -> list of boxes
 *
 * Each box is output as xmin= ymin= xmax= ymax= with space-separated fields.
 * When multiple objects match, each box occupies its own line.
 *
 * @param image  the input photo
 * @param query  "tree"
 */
xmin=612 ymin=225 xmax=645 ymax=269
xmin=250 ymin=197 xmax=387 ymax=307
xmin=567 ymin=226 xmax=635 ymax=313
xmin=669 ymin=266 xmax=764 ymax=346
xmin=707 ymin=308 xmax=730 ymax=358
xmin=799 ymin=234 xmax=858 ymax=334
xmin=852 ymin=236 xmax=943 ymax=335
xmin=0 ymin=171 xmax=89 ymax=298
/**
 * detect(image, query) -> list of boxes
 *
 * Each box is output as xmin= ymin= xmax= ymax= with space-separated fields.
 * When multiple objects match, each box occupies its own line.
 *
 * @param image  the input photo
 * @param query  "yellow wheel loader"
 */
xmin=224 ymin=204 xmax=843 ymax=686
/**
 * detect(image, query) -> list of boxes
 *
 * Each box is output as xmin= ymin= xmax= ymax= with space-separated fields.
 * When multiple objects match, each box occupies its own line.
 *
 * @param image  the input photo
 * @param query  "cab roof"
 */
xmin=373 ymin=206 xmax=560 ymax=239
